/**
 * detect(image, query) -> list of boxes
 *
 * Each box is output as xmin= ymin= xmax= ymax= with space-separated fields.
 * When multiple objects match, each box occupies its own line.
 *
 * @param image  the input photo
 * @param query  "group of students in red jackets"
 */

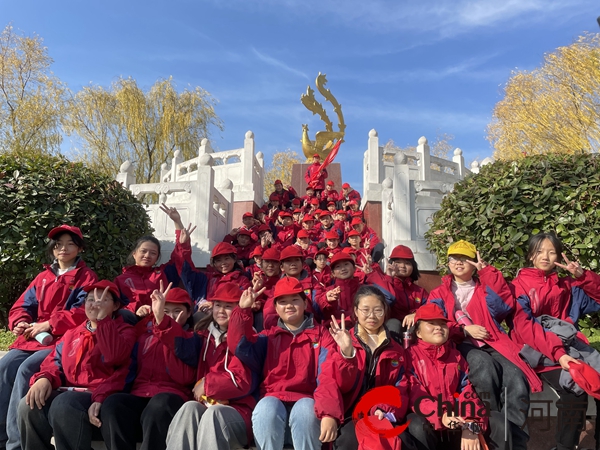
xmin=2 ymin=198 xmax=600 ymax=450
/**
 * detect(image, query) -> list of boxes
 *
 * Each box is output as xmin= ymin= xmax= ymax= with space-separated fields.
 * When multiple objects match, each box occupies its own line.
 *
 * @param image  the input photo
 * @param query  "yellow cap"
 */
xmin=447 ymin=240 xmax=476 ymax=259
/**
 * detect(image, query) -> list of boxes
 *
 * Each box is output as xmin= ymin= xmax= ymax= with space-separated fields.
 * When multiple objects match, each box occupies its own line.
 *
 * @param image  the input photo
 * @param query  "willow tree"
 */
xmin=263 ymin=149 xmax=303 ymax=198
xmin=66 ymin=77 xmax=223 ymax=183
xmin=0 ymin=25 xmax=68 ymax=154
xmin=488 ymin=33 xmax=600 ymax=161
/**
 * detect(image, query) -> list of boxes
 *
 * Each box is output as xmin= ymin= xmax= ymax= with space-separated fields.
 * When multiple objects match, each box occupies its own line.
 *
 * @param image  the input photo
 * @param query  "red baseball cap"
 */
xmin=273 ymin=277 xmax=305 ymax=300
xmin=242 ymin=212 xmax=254 ymax=219
xmin=280 ymin=246 xmax=304 ymax=261
xmin=279 ymin=211 xmax=292 ymax=218
xmin=165 ymin=287 xmax=193 ymax=307
xmin=348 ymin=200 xmax=358 ymax=206
xmin=336 ymin=210 xmax=346 ymax=215
xmin=569 ymin=361 xmax=600 ymax=400
xmin=351 ymin=218 xmax=363 ymax=226
xmin=293 ymin=208 xmax=302 ymax=214
xmin=414 ymin=303 xmax=450 ymax=323
xmin=347 ymin=230 xmax=360 ymax=237
xmin=324 ymin=230 xmax=339 ymax=240
xmin=330 ymin=252 xmax=355 ymax=269
xmin=237 ymin=229 xmax=253 ymax=239
xmin=342 ymin=183 xmax=350 ymax=189
xmin=310 ymin=198 xmax=319 ymax=205
xmin=208 ymin=282 xmax=242 ymax=303
xmin=315 ymin=248 xmax=329 ymax=259
xmin=351 ymin=211 xmax=363 ymax=217
xmin=250 ymin=246 xmax=263 ymax=258
xmin=313 ymin=154 xmax=321 ymax=159
xmin=327 ymin=201 xmax=335 ymax=206
xmin=327 ymin=181 xmax=334 ymax=186
xmin=257 ymin=224 xmax=271 ymax=234
xmin=302 ymin=215 xmax=315 ymax=223
xmin=211 ymin=242 xmax=237 ymax=258
xmin=83 ymin=280 xmax=125 ymax=305
xmin=48 ymin=225 xmax=83 ymax=240
xmin=319 ymin=211 xmax=332 ymax=218
xmin=292 ymin=198 xmax=302 ymax=205
xmin=262 ymin=248 xmax=281 ymax=262
xmin=274 ymin=179 xmax=282 ymax=185
xmin=297 ymin=230 xmax=309 ymax=239
xmin=390 ymin=245 xmax=414 ymax=260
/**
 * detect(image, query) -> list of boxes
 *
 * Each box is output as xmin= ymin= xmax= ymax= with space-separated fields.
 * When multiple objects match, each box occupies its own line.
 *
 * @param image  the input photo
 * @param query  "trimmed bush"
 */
xmin=0 ymin=153 xmax=153 ymax=327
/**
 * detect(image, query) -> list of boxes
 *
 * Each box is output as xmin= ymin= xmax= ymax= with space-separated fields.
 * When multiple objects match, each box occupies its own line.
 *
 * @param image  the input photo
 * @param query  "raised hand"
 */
xmin=93 ymin=286 xmax=114 ymax=321
xmin=554 ymin=253 xmax=584 ymax=278
xmin=240 ymin=286 xmax=266 ymax=309
xmin=151 ymin=280 xmax=173 ymax=325
xmin=358 ymin=260 xmax=373 ymax=275
xmin=326 ymin=287 xmax=341 ymax=303
xmin=159 ymin=203 xmax=184 ymax=229
xmin=179 ymin=223 xmax=196 ymax=244
xmin=465 ymin=251 xmax=488 ymax=271
xmin=329 ymin=313 xmax=353 ymax=357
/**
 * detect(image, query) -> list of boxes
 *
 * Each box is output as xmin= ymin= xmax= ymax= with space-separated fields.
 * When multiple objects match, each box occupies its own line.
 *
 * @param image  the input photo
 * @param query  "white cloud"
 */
xmin=251 ymin=48 xmax=309 ymax=79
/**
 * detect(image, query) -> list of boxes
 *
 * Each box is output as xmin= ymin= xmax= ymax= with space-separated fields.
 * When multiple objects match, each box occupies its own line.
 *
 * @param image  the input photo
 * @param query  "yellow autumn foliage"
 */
xmin=488 ymin=33 xmax=600 ymax=161
xmin=66 ymin=77 xmax=223 ymax=183
xmin=0 ymin=25 xmax=68 ymax=154
xmin=263 ymin=150 xmax=303 ymax=199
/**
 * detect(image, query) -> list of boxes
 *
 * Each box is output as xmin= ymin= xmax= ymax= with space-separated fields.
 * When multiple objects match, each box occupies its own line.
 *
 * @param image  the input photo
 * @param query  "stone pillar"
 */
xmin=453 ymin=148 xmax=465 ymax=179
xmin=416 ymin=136 xmax=430 ymax=181
xmin=116 ymin=161 xmax=136 ymax=187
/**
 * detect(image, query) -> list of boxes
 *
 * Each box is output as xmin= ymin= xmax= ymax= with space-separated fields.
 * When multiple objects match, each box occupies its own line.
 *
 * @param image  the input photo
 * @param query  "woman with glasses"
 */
xmin=426 ymin=240 xmax=541 ymax=450
xmin=1 ymin=225 xmax=97 ymax=450
xmin=328 ymin=285 xmax=413 ymax=450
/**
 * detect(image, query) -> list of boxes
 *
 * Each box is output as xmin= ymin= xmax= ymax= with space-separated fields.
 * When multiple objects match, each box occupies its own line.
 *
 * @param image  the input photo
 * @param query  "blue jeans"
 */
xmin=252 ymin=396 xmax=321 ymax=450
xmin=0 ymin=349 xmax=51 ymax=450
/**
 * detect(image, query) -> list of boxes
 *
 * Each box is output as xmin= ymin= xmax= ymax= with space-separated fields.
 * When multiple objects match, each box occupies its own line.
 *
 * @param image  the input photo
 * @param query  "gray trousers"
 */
xmin=166 ymin=401 xmax=247 ymax=450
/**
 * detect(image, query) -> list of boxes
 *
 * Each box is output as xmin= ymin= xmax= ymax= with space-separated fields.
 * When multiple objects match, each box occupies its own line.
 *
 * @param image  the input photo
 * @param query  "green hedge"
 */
xmin=425 ymin=153 xmax=600 ymax=277
xmin=425 ymin=152 xmax=600 ymax=336
xmin=0 ymin=153 xmax=153 ymax=327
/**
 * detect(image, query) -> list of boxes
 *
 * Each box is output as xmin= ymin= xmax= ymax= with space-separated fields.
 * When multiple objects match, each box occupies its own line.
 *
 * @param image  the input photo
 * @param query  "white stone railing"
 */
xmin=116 ymin=132 xmax=262 ymax=267
xmin=363 ymin=130 xmax=492 ymax=270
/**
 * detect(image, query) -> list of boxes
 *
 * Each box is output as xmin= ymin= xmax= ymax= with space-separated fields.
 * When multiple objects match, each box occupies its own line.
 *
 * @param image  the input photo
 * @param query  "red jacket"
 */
xmin=9 ymin=259 xmax=98 ymax=351
xmin=509 ymin=268 xmax=600 ymax=365
xmin=229 ymin=308 xmax=344 ymax=422
xmin=320 ymin=189 xmax=340 ymax=203
xmin=311 ymin=267 xmax=332 ymax=291
xmin=334 ymin=325 xmax=409 ymax=422
xmin=31 ymin=315 xmax=136 ymax=403
xmin=292 ymin=243 xmax=318 ymax=260
xmin=340 ymin=188 xmax=361 ymax=205
xmin=315 ymin=277 xmax=362 ymax=324
xmin=128 ymin=315 xmax=195 ymax=400
xmin=157 ymin=315 xmax=256 ymax=442
xmin=305 ymin=163 xmax=328 ymax=190
xmin=408 ymin=339 xmax=488 ymax=431
xmin=269 ymin=187 xmax=297 ymax=208
xmin=275 ymin=223 xmax=301 ymax=248
xmin=116 ymin=231 xmax=186 ymax=313
xmin=387 ymin=276 xmax=428 ymax=322
xmin=427 ymin=267 xmax=543 ymax=392
xmin=358 ymin=226 xmax=380 ymax=249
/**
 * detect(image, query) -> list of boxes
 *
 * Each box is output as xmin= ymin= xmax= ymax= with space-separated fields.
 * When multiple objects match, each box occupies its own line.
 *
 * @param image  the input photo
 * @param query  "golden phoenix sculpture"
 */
xmin=300 ymin=73 xmax=346 ymax=160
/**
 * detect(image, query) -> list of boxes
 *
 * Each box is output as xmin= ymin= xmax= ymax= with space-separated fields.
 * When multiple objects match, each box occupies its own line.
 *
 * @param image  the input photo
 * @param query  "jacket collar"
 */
xmin=415 ymin=338 xmax=448 ymax=360
xmin=354 ymin=323 xmax=388 ymax=350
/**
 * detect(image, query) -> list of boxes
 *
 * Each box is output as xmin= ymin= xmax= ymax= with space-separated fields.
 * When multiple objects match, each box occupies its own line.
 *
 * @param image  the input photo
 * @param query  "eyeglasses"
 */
xmin=357 ymin=308 xmax=385 ymax=318
xmin=54 ymin=242 xmax=78 ymax=250
xmin=448 ymin=256 xmax=470 ymax=264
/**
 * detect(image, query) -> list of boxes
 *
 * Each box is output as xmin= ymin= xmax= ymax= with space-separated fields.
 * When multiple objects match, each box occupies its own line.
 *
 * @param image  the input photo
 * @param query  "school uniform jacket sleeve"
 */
xmin=204 ymin=355 xmax=253 ymax=401
xmin=151 ymin=320 xmax=197 ymax=386
xmin=95 ymin=316 xmax=137 ymax=366
xmin=229 ymin=306 xmax=268 ymax=375
xmin=155 ymin=314 xmax=203 ymax=368
xmin=31 ymin=339 xmax=67 ymax=389
xmin=48 ymin=268 xmax=97 ymax=335
xmin=313 ymin=331 xmax=345 ymax=423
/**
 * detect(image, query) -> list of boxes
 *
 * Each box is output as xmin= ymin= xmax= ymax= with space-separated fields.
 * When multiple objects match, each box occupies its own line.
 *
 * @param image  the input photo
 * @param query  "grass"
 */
xmin=0 ymin=329 xmax=15 ymax=351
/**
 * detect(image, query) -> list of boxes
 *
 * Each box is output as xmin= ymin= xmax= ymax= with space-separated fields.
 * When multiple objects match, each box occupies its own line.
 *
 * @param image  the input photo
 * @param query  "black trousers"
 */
xmin=540 ymin=368 xmax=588 ymax=450
xmin=100 ymin=392 xmax=185 ymax=450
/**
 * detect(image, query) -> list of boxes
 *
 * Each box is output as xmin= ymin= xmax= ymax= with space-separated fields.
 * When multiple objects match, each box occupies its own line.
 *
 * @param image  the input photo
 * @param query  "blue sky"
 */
xmin=2 ymin=0 xmax=598 ymax=192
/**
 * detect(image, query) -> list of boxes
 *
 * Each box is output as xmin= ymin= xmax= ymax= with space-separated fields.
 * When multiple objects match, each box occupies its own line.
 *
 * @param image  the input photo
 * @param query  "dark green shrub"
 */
xmin=0 ymin=153 xmax=153 ymax=327
xmin=424 ymin=152 xmax=600 ymax=336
